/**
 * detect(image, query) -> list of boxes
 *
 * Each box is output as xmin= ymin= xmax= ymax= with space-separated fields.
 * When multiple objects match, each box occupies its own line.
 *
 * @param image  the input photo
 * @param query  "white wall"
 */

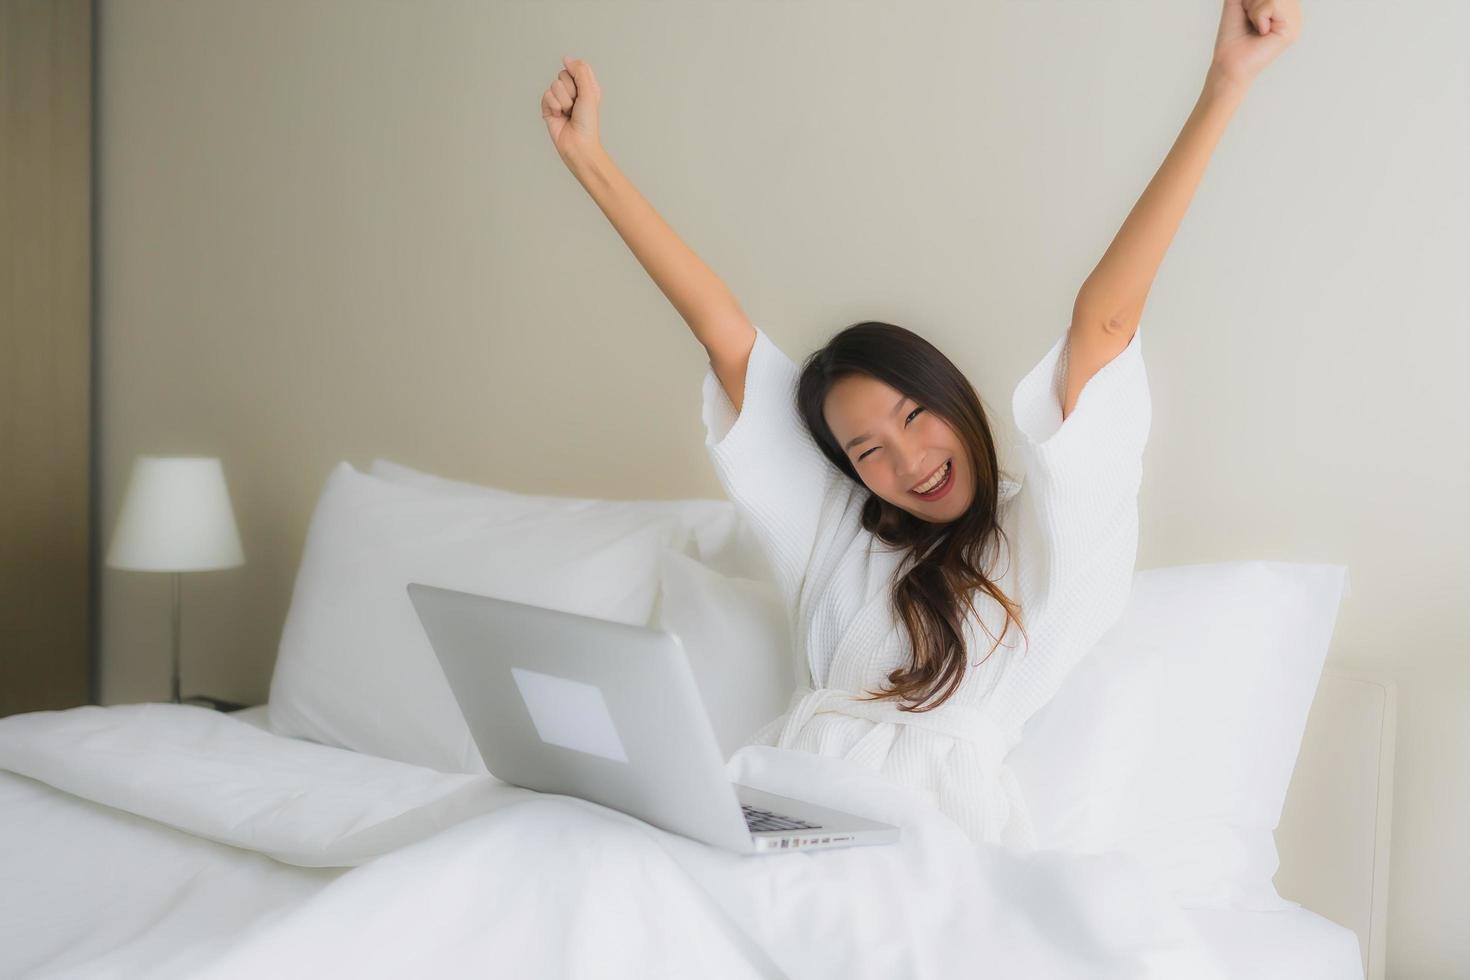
xmin=97 ymin=1 xmax=1468 ymax=974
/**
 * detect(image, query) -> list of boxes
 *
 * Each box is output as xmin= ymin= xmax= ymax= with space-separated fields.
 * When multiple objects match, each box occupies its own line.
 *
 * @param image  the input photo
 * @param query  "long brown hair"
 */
xmin=795 ymin=321 xmax=1029 ymax=713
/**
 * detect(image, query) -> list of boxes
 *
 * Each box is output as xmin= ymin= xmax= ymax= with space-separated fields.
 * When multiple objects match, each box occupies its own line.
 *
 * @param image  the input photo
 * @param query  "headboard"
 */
xmin=1274 ymin=669 xmax=1398 ymax=980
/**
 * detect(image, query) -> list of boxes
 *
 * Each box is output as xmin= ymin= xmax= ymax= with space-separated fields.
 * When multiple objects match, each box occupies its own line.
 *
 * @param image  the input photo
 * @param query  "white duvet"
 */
xmin=0 ymin=704 xmax=1230 ymax=979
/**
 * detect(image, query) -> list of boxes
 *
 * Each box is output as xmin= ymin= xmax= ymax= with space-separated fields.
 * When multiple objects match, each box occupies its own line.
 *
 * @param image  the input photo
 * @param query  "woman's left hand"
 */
xmin=1210 ymin=0 xmax=1303 ymax=90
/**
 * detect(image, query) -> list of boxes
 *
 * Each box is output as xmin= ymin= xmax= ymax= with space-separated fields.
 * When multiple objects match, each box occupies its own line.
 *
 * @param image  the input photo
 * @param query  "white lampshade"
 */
xmin=106 ymin=456 xmax=245 ymax=572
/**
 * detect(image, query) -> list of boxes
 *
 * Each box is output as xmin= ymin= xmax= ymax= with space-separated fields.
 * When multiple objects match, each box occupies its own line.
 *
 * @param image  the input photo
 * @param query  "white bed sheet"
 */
xmin=232 ymin=701 xmax=1365 ymax=979
xmin=0 ymin=769 xmax=343 ymax=979
xmin=0 ymin=704 xmax=1364 ymax=980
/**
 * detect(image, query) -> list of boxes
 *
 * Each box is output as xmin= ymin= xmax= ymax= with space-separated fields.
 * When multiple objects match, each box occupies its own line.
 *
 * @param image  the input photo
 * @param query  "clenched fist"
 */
xmin=1211 ymin=0 xmax=1302 ymax=88
xmin=541 ymin=55 xmax=603 ymax=162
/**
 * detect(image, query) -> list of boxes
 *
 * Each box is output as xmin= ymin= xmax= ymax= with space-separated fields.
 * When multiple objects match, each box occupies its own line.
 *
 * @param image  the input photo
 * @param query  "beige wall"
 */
xmin=96 ymin=1 xmax=1467 ymax=974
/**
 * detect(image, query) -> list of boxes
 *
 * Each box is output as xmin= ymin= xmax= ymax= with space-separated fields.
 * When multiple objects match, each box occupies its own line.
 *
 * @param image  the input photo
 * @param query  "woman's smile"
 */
xmin=911 ymin=458 xmax=955 ymax=500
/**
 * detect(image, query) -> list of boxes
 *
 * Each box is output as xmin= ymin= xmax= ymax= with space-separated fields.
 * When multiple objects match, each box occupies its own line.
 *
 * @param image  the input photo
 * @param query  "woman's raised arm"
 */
xmin=1065 ymin=0 xmax=1301 ymax=418
xmin=542 ymin=56 xmax=757 ymax=411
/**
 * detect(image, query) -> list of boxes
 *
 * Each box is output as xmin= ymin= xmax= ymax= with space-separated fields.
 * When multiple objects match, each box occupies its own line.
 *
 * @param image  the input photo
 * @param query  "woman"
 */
xmin=540 ymin=0 xmax=1300 ymax=851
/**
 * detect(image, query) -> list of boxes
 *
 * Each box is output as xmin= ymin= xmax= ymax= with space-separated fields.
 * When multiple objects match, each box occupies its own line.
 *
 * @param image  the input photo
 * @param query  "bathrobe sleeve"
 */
xmin=700 ymin=325 xmax=843 ymax=610
xmin=991 ymin=322 xmax=1153 ymax=728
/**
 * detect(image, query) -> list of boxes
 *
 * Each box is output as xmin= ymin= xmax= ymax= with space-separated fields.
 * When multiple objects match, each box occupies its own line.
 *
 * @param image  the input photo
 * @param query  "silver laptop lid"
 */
xmin=406 ymin=582 xmax=756 ymax=852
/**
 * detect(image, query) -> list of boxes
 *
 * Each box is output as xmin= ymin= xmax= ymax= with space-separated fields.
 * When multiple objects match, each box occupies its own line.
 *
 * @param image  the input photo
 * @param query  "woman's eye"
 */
xmin=858 ymin=405 xmax=923 ymax=461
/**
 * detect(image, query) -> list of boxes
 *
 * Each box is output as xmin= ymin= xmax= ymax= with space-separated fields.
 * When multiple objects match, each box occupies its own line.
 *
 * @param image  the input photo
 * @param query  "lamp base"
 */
xmin=180 ymin=694 xmax=250 ymax=713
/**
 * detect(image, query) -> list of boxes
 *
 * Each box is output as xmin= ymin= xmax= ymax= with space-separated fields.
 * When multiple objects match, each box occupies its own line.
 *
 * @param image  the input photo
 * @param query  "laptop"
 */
xmin=406 ymin=581 xmax=900 ymax=855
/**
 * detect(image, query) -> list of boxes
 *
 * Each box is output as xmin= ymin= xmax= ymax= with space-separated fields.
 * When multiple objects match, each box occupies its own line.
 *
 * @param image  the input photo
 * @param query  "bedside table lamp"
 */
xmin=105 ymin=456 xmax=245 ymax=705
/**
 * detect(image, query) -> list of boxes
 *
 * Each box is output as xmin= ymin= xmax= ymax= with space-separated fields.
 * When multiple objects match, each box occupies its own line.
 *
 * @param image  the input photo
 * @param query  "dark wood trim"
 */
xmin=0 ymin=0 xmax=94 ymax=716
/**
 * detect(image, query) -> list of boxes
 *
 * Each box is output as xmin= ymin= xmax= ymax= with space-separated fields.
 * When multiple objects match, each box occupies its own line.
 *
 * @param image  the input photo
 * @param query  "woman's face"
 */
xmin=823 ymin=374 xmax=974 ymax=522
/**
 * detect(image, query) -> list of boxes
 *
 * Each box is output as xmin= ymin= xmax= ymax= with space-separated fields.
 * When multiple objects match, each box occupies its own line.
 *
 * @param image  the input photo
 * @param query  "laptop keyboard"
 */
xmin=742 ymin=802 xmax=822 ymax=833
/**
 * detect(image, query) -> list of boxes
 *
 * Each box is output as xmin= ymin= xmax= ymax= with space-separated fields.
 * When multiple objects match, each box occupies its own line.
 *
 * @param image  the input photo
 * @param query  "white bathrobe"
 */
xmin=700 ymin=322 xmax=1151 ymax=852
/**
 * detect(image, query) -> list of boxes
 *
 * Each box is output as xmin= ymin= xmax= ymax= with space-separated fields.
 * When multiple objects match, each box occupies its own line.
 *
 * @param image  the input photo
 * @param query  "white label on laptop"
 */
xmin=510 ymin=667 xmax=629 ymax=764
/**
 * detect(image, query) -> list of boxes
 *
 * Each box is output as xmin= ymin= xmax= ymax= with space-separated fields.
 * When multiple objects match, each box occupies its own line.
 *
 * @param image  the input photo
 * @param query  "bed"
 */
xmin=0 ymin=681 xmax=1383 ymax=980
xmin=0 ymin=462 xmax=1393 ymax=979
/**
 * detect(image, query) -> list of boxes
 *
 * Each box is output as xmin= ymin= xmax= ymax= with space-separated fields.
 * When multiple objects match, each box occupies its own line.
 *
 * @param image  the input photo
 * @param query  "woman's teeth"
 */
xmin=913 ymin=459 xmax=951 ymax=495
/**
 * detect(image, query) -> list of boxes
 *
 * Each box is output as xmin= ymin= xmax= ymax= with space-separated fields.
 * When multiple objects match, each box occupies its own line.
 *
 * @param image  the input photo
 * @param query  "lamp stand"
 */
xmin=171 ymin=571 xmax=182 ymax=704
xmin=168 ymin=572 xmax=248 ymax=713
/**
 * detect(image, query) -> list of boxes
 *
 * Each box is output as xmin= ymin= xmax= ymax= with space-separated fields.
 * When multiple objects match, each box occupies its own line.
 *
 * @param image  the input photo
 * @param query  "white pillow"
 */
xmin=651 ymin=548 xmax=800 ymax=760
xmin=267 ymin=462 xmax=692 ymax=773
xmin=368 ymin=458 xmax=768 ymax=581
xmin=1097 ymin=560 xmax=1352 ymax=909
xmin=1009 ymin=633 xmax=1167 ymax=855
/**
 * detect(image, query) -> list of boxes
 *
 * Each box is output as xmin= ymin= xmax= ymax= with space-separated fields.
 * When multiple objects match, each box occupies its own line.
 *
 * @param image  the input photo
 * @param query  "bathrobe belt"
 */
xmin=770 ymin=684 xmax=1039 ymax=852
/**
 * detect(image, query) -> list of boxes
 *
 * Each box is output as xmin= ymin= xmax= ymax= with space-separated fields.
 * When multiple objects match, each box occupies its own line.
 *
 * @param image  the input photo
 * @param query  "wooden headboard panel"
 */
xmin=1274 ymin=669 xmax=1397 ymax=980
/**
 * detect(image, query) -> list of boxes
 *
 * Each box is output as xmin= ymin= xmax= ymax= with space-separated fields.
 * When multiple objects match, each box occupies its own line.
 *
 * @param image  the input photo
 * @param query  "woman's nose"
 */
xmin=893 ymin=440 xmax=925 ymax=483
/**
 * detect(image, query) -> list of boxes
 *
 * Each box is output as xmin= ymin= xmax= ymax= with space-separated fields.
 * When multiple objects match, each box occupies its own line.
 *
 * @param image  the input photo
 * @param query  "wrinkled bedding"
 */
xmin=0 ymin=770 xmax=343 ymax=978
xmin=0 ymin=703 xmax=1295 ymax=979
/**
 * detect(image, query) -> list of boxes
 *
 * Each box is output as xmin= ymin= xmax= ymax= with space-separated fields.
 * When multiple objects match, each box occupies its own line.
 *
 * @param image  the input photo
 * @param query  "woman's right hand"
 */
xmin=541 ymin=55 xmax=603 ymax=164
